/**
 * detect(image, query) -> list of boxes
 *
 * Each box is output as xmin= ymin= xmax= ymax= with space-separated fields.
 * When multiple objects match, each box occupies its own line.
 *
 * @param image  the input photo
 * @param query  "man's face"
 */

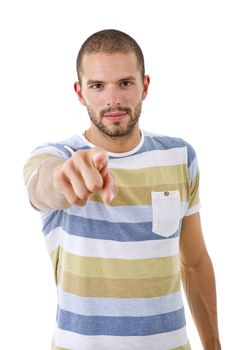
xmin=75 ymin=52 xmax=149 ymax=138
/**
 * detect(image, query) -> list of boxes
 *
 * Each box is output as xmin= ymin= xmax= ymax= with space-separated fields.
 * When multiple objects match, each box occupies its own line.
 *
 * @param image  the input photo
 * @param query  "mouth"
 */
xmin=104 ymin=112 xmax=128 ymax=121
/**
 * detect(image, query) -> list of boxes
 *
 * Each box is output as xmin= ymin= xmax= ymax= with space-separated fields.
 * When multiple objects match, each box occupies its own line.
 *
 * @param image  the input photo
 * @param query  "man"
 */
xmin=24 ymin=29 xmax=221 ymax=349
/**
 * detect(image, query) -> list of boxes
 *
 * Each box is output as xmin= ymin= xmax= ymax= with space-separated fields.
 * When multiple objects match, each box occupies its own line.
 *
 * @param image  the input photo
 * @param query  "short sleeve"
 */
xmin=185 ymin=142 xmax=201 ymax=216
xmin=23 ymin=142 xmax=74 ymax=187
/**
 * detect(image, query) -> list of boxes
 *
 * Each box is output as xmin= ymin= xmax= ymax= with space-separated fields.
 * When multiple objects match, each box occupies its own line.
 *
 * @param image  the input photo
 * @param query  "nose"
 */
xmin=106 ymin=85 xmax=122 ymax=108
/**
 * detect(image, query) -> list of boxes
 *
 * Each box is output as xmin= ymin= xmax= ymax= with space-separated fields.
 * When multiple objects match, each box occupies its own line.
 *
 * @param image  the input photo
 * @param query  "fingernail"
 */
xmin=103 ymin=190 xmax=115 ymax=204
xmin=108 ymin=190 xmax=116 ymax=202
xmin=93 ymin=152 xmax=108 ymax=171
xmin=93 ymin=151 xmax=108 ymax=162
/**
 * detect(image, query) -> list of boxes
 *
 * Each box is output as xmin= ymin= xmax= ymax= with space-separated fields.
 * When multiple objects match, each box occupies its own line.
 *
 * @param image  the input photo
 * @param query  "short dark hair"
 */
xmin=76 ymin=29 xmax=145 ymax=82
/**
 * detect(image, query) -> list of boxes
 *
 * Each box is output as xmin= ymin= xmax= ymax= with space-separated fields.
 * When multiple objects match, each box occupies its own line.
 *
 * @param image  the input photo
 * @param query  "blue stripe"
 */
xmin=109 ymin=135 xmax=190 ymax=160
xmin=42 ymin=211 xmax=180 ymax=241
xmin=33 ymin=143 xmax=73 ymax=158
xmin=56 ymin=307 xmax=186 ymax=336
xmin=58 ymin=288 xmax=184 ymax=317
xmin=185 ymin=141 xmax=197 ymax=168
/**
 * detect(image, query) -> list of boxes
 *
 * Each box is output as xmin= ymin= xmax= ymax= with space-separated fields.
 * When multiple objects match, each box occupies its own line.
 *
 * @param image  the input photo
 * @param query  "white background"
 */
xmin=0 ymin=0 xmax=232 ymax=348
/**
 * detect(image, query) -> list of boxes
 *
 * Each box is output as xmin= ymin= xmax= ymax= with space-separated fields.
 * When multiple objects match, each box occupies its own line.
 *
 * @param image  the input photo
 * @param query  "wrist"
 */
xmin=203 ymin=337 xmax=221 ymax=350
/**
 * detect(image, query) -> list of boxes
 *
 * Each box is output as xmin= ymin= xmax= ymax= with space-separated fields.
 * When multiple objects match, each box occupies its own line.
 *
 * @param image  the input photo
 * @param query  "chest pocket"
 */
xmin=151 ymin=190 xmax=180 ymax=237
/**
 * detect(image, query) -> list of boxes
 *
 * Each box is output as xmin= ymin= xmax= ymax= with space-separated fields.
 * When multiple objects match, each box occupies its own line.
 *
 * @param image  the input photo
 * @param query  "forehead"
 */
xmin=81 ymin=52 xmax=140 ymax=82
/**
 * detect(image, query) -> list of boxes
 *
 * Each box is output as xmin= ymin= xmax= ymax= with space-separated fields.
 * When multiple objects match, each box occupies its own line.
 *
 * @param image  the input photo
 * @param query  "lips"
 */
xmin=104 ymin=112 xmax=128 ymax=121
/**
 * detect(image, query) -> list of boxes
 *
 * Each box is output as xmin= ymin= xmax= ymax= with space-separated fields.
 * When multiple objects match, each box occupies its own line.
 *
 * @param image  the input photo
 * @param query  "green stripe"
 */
xmin=90 ymin=183 xmax=188 ymax=205
xmin=51 ymin=339 xmax=191 ymax=349
xmin=172 ymin=342 xmax=191 ymax=350
xmin=51 ymin=339 xmax=67 ymax=350
xmin=59 ymin=270 xmax=181 ymax=298
xmin=89 ymin=164 xmax=190 ymax=205
xmin=56 ymin=248 xmax=180 ymax=279
xmin=111 ymin=165 xmax=189 ymax=187
xmin=188 ymin=174 xmax=200 ymax=209
xmin=50 ymin=246 xmax=61 ymax=285
xmin=23 ymin=153 xmax=58 ymax=185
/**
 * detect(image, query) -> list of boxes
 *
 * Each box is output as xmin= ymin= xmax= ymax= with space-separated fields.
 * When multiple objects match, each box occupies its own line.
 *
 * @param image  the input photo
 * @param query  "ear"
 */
xmin=74 ymin=81 xmax=86 ymax=105
xmin=142 ymin=75 xmax=150 ymax=100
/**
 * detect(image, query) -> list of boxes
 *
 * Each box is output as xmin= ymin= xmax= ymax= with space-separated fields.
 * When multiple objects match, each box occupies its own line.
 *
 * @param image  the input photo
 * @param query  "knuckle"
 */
xmin=59 ymin=165 xmax=70 ymax=180
xmin=69 ymin=196 xmax=80 ymax=206
xmin=78 ymin=199 xmax=88 ymax=207
xmin=89 ymin=182 xmax=102 ymax=193
xmin=72 ymin=150 xmax=91 ymax=170
xmin=73 ymin=152 xmax=81 ymax=162
xmin=78 ymin=190 xmax=89 ymax=201
xmin=56 ymin=170 xmax=65 ymax=182
xmin=69 ymin=196 xmax=87 ymax=207
xmin=53 ymin=173 xmax=66 ymax=192
xmin=63 ymin=159 xmax=74 ymax=172
xmin=73 ymin=150 xmax=86 ymax=162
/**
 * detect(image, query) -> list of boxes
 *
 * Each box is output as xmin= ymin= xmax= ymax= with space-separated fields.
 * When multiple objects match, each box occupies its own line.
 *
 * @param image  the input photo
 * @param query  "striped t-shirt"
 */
xmin=24 ymin=130 xmax=200 ymax=350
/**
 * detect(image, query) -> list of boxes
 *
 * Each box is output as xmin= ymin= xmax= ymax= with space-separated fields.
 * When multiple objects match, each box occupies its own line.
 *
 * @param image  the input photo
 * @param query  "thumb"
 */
xmin=92 ymin=149 xmax=109 ymax=172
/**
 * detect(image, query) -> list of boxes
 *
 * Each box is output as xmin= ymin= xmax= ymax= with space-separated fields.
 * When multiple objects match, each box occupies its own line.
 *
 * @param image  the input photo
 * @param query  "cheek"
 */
xmin=84 ymin=93 xmax=104 ymax=109
xmin=129 ymin=86 xmax=143 ymax=99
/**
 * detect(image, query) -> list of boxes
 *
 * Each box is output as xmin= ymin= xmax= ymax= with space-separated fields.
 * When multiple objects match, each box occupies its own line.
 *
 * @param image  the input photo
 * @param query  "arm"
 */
xmin=27 ymin=156 xmax=70 ymax=211
xmin=179 ymin=212 xmax=221 ymax=349
xmin=25 ymin=148 xmax=117 ymax=211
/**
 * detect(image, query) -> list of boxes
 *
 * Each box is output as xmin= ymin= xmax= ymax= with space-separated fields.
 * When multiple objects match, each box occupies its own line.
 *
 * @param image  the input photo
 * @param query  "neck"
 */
xmin=84 ymin=125 xmax=142 ymax=153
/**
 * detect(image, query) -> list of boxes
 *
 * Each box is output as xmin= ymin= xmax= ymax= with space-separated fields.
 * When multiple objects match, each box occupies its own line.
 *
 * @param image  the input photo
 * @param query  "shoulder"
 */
xmin=143 ymin=131 xmax=198 ymax=168
xmin=31 ymin=134 xmax=88 ymax=158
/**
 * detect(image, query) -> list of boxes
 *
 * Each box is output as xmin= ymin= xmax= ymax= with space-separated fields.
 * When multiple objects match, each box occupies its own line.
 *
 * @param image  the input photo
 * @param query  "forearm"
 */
xmin=28 ymin=157 xmax=70 ymax=211
xmin=181 ymin=253 xmax=221 ymax=349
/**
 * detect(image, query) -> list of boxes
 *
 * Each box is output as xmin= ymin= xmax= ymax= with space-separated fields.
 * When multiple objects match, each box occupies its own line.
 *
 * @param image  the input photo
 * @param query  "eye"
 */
xmin=120 ymin=80 xmax=134 ymax=88
xmin=90 ymin=83 xmax=104 ymax=90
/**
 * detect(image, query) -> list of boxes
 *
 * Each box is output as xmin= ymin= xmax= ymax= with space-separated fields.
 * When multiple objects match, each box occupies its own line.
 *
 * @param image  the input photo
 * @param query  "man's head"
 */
xmin=76 ymin=29 xmax=145 ymax=84
xmin=74 ymin=29 xmax=150 ymax=139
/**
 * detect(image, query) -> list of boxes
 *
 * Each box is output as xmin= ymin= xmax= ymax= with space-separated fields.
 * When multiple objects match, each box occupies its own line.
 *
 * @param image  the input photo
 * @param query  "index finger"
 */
xmin=92 ymin=149 xmax=109 ymax=172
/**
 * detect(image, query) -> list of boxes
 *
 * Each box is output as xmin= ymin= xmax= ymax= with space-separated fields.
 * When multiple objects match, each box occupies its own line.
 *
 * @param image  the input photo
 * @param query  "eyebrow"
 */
xmin=119 ymin=76 xmax=136 ymax=82
xmin=86 ymin=76 xmax=137 ymax=85
xmin=86 ymin=79 xmax=104 ymax=85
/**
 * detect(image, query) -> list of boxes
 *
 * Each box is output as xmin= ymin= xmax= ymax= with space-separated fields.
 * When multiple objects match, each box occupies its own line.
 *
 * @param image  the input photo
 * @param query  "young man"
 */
xmin=24 ymin=29 xmax=221 ymax=349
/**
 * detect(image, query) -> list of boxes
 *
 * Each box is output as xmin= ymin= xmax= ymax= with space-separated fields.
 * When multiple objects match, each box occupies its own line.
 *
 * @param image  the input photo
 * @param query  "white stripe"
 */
xmin=66 ymin=202 xmax=152 ymax=223
xmin=64 ymin=144 xmax=75 ymax=155
xmin=108 ymin=147 xmax=187 ymax=169
xmin=53 ymin=326 xmax=189 ymax=350
xmin=143 ymin=130 xmax=164 ymax=138
xmin=30 ymin=146 xmax=69 ymax=159
xmin=65 ymin=201 xmax=189 ymax=223
xmin=57 ymin=285 xmax=184 ymax=317
xmin=185 ymin=202 xmax=201 ymax=216
xmin=45 ymin=227 xmax=180 ymax=259
xmin=189 ymin=156 xmax=199 ymax=181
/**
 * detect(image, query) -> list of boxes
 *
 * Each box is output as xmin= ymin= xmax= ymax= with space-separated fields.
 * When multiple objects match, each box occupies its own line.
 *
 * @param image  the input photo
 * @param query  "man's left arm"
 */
xmin=179 ymin=212 xmax=221 ymax=349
